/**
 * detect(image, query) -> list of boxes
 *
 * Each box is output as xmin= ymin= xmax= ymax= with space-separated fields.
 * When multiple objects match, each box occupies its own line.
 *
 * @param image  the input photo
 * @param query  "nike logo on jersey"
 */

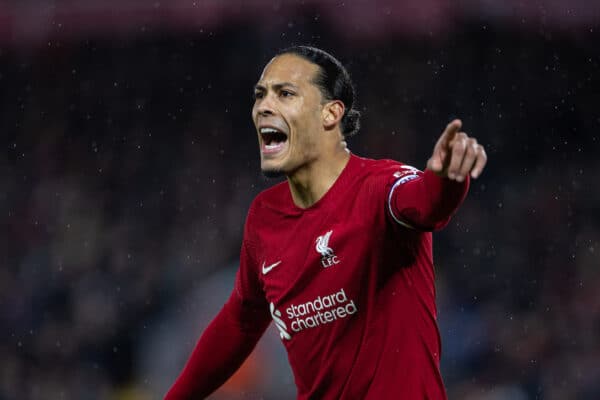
xmin=262 ymin=260 xmax=282 ymax=275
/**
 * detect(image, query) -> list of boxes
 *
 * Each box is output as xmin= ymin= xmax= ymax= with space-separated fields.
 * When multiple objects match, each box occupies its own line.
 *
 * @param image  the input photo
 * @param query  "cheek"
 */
xmin=293 ymin=102 xmax=320 ymax=130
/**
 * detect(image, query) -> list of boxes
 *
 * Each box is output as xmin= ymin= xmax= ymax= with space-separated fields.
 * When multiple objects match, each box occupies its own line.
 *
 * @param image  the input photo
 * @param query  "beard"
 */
xmin=261 ymin=167 xmax=285 ymax=179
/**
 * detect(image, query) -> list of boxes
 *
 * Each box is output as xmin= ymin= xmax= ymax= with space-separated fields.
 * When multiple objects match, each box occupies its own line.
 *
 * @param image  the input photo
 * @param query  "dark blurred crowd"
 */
xmin=1 ymin=18 xmax=599 ymax=400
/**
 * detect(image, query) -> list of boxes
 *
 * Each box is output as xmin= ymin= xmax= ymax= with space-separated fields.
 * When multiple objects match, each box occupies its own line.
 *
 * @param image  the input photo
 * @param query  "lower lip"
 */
xmin=261 ymin=141 xmax=287 ymax=155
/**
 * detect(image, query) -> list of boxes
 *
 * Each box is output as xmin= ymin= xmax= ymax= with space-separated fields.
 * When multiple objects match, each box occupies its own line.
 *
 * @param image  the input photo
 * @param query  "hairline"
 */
xmin=274 ymin=52 xmax=334 ymax=105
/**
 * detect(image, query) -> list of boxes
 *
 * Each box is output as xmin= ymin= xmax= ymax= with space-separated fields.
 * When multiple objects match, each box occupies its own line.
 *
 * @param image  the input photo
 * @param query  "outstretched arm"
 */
xmin=388 ymin=119 xmax=487 ymax=231
xmin=164 ymin=292 xmax=271 ymax=400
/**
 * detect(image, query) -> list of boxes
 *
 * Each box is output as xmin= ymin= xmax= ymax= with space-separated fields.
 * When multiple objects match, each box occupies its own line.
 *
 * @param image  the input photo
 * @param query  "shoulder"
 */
xmin=246 ymin=180 xmax=290 ymax=221
xmin=254 ymin=180 xmax=289 ymax=206
xmin=356 ymin=155 xmax=402 ymax=171
xmin=351 ymin=154 xmax=420 ymax=183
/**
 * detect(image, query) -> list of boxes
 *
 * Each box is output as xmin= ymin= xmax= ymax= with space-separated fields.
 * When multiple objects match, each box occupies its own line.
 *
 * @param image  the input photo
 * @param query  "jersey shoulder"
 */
xmin=353 ymin=155 xmax=421 ymax=183
xmin=254 ymin=180 xmax=289 ymax=203
xmin=247 ymin=180 xmax=291 ymax=221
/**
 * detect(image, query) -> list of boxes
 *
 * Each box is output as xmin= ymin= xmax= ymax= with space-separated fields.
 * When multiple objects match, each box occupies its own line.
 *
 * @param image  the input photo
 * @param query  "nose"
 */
xmin=256 ymin=92 xmax=276 ymax=117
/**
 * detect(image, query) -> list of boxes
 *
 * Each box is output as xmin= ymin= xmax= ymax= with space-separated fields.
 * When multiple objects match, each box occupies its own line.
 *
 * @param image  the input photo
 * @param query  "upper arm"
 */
xmin=232 ymin=210 xmax=270 ymax=329
xmin=234 ymin=238 xmax=268 ymax=306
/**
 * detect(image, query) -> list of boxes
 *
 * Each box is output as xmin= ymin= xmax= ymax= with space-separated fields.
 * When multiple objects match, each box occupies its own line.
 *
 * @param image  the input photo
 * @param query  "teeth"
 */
xmin=260 ymin=127 xmax=280 ymax=134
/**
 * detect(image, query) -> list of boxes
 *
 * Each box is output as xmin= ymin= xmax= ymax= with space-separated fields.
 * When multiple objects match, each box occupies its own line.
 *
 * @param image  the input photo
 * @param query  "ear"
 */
xmin=322 ymin=100 xmax=345 ymax=131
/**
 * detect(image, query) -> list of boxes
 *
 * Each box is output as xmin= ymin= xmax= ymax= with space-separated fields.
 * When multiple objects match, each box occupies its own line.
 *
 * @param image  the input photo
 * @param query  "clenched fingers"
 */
xmin=447 ymin=134 xmax=487 ymax=181
xmin=470 ymin=144 xmax=487 ymax=178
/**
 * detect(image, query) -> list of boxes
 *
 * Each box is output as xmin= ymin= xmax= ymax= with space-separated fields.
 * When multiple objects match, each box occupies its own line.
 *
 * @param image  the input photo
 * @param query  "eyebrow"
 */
xmin=254 ymin=82 xmax=299 ymax=92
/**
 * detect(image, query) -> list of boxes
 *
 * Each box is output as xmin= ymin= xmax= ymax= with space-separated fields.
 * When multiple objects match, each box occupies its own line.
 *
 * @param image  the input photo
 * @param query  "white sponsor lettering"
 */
xmin=286 ymin=288 xmax=357 ymax=336
xmin=270 ymin=288 xmax=358 ymax=340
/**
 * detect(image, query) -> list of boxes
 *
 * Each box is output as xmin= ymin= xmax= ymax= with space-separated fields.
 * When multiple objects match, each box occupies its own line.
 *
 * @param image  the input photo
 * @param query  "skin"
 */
xmin=252 ymin=54 xmax=349 ymax=208
xmin=252 ymin=53 xmax=487 ymax=209
xmin=426 ymin=119 xmax=488 ymax=182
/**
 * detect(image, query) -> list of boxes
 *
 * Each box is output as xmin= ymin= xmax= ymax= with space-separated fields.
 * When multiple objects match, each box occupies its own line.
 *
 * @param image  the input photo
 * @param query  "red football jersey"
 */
xmin=165 ymin=153 xmax=469 ymax=400
xmin=235 ymin=154 xmax=469 ymax=399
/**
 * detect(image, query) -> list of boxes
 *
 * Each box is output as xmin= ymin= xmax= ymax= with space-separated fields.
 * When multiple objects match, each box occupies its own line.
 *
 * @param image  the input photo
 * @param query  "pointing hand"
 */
xmin=426 ymin=119 xmax=487 ymax=182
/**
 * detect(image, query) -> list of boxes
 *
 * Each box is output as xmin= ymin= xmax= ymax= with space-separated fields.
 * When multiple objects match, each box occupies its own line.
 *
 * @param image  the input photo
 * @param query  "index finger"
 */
xmin=436 ymin=119 xmax=462 ymax=150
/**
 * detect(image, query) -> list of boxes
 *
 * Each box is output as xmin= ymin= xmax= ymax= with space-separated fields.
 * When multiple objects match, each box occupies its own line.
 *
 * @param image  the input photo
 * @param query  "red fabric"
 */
xmin=389 ymin=167 xmax=469 ymax=231
xmin=164 ymin=240 xmax=271 ymax=400
xmin=165 ymin=154 xmax=469 ymax=399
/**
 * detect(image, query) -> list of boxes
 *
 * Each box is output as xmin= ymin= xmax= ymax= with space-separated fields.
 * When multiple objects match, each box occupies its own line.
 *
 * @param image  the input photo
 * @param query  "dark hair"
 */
xmin=277 ymin=46 xmax=361 ymax=138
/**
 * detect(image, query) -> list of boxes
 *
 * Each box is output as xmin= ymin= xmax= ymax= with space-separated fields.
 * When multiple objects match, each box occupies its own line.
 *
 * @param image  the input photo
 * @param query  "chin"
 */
xmin=261 ymin=167 xmax=285 ymax=179
xmin=260 ymin=158 xmax=287 ymax=178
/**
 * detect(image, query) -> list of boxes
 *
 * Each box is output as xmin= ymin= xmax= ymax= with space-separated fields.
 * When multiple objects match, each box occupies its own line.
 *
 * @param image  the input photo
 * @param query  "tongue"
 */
xmin=263 ymin=141 xmax=285 ymax=153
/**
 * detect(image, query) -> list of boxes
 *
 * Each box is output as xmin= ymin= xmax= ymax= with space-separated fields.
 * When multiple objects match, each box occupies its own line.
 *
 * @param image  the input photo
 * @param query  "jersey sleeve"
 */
xmin=385 ymin=165 xmax=469 ymax=231
xmin=164 ymin=209 xmax=271 ymax=400
xmin=164 ymin=291 xmax=270 ymax=400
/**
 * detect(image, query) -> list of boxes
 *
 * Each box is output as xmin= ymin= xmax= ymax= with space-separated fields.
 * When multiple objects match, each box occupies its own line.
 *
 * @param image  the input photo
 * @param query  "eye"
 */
xmin=253 ymin=91 xmax=264 ymax=100
xmin=280 ymin=90 xmax=295 ymax=98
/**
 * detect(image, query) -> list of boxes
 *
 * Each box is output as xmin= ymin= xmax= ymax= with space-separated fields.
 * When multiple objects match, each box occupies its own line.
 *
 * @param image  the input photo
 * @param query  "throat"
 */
xmin=287 ymin=152 xmax=350 ymax=209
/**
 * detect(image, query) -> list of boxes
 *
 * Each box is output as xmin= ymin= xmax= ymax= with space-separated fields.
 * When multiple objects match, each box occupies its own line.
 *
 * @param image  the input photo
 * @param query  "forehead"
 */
xmin=256 ymin=54 xmax=321 ymax=88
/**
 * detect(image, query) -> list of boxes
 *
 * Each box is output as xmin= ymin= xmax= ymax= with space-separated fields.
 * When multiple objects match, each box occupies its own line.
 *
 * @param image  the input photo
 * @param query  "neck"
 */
xmin=287 ymin=142 xmax=350 ymax=209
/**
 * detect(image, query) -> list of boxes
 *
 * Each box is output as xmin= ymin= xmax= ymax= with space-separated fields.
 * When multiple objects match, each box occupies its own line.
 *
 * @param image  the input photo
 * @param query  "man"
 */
xmin=165 ymin=46 xmax=487 ymax=399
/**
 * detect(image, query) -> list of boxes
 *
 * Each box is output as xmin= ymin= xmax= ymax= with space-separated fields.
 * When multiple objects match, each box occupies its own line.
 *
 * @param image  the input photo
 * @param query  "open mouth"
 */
xmin=260 ymin=127 xmax=288 ymax=154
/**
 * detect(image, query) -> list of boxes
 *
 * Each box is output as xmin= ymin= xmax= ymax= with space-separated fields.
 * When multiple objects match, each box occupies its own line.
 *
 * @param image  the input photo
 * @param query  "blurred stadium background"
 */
xmin=2 ymin=1 xmax=599 ymax=399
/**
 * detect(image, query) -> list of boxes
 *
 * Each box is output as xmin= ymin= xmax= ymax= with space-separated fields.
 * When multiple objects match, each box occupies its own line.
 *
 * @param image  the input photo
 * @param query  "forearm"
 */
xmin=390 ymin=169 xmax=469 ymax=231
xmin=164 ymin=295 xmax=270 ymax=400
